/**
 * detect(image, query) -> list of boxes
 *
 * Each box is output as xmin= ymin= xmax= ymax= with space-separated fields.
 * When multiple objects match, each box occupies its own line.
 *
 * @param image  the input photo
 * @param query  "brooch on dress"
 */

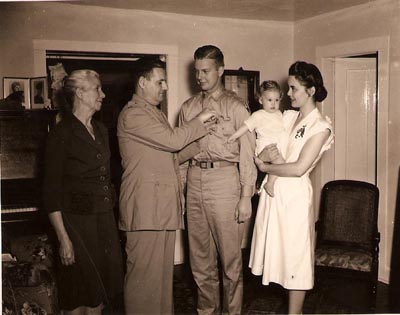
xmin=295 ymin=125 xmax=306 ymax=139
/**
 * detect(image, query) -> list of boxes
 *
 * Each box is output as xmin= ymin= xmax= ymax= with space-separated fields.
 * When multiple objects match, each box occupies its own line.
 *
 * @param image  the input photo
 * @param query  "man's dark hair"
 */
xmin=194 ymin=45 xmax=224 ymax=67
xmin=133 ymin=57 xmax=166 ymax=90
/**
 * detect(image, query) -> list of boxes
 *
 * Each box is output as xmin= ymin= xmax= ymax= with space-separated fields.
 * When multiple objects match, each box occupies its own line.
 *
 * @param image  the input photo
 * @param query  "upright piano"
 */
xmin=1 ymin=109 xmax=57 ymax=242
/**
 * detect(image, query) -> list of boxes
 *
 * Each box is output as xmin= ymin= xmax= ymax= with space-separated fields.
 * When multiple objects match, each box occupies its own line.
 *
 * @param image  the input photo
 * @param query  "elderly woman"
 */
xmin=43 ymin=70 xmax=123 ymax=315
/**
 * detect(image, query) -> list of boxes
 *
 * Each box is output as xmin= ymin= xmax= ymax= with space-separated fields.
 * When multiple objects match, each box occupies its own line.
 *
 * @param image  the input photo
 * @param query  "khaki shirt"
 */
xmin=179 ymin=87 xmax=257 ymax=190
xmin=117 ymin=94 xmax=209 ymax=231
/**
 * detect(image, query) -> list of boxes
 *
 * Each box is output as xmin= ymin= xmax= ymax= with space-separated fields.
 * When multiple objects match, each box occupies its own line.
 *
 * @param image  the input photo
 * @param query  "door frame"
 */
xmin=316 ymin=36 xmax=390 ymax=282
xmin=33 ymin=39 xmax=180 ymax=126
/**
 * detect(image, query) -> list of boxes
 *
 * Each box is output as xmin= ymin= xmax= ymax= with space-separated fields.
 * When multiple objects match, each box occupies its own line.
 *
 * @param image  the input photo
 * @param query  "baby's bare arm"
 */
xmin=227 ymin=125 xmax=249 ymax=143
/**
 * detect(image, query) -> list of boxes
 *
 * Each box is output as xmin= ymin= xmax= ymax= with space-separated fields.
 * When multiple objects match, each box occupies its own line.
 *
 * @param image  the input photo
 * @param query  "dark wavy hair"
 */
xmin=288 ymin=61 xmax=327 ymax=102
xmin=194 ymin=45 xmax=224 ymax=67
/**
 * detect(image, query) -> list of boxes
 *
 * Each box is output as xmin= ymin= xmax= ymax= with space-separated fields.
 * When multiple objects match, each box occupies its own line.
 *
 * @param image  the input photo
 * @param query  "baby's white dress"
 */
xmin=244 ymin=109 xmax=284 ymax=156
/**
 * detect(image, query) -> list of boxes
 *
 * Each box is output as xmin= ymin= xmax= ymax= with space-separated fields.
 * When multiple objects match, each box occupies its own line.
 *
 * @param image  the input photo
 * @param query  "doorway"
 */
xmin=333 ymin=54 xmax=378 ymax=184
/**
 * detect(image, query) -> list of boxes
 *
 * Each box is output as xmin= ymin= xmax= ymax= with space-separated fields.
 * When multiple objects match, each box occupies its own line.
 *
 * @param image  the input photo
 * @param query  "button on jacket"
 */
xmin=117 ymin=94 xmax=209 ymax=231
xmin=43 ymin=113 xmax=115 ymax=214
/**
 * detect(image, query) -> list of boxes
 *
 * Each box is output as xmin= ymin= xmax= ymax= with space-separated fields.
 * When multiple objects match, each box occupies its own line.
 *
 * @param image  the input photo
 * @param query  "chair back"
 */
xmin=317 ymin=180 xmax=379 ymax=252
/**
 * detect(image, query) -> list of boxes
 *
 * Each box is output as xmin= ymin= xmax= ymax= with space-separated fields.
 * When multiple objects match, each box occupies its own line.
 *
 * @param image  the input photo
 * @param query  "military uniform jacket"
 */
xmin=117 ymin=94 xmax=208 ymax=231
xmin=43 ymin=113 xmax=115 ymax=214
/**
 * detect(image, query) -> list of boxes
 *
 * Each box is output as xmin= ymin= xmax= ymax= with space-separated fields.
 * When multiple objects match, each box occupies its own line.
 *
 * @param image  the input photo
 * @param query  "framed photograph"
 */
xmin=3 ymin=77 xmax=31 ymax=108
xmin=30 ymin=77 xmax=48 ymax=109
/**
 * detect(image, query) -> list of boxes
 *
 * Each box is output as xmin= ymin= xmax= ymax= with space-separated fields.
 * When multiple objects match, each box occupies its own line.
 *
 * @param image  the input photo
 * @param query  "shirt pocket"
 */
xmin=209 ymin=118 xmax=239 ymax=156
xmin=218 ymin=118 xmax=236 ymax=137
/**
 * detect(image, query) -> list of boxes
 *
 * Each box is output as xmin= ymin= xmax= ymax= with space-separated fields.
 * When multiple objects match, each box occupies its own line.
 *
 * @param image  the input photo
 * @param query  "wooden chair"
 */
xmin=315 ymin=180 xmax=380 ymax=312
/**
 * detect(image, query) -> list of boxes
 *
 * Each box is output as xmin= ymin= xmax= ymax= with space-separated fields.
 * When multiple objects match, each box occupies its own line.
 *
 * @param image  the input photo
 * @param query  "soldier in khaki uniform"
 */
xmin=118 ymin=58 xmax=217 ymax=315
xmin=179 ymin=45 xmax=257 ymax=315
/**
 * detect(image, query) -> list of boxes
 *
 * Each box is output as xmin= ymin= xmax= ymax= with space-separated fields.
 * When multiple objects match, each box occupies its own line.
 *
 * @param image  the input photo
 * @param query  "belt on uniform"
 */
xmin=189 ymin=160 xmax=237 ymax=169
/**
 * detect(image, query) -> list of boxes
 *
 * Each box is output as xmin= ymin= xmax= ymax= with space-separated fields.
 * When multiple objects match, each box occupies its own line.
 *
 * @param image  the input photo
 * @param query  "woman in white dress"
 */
xmin=249 ymin=61 xmax=334 ymax=314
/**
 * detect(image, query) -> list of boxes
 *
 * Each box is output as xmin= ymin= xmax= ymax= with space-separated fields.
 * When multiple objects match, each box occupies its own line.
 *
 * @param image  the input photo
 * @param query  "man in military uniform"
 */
xmin=179 ymin=45 xmax=257 ymax=315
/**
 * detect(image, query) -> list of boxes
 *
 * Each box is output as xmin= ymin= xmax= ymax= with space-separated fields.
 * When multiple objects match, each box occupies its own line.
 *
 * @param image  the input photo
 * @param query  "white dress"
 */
xmin=249 ymin=108 xmax=334 ymax=290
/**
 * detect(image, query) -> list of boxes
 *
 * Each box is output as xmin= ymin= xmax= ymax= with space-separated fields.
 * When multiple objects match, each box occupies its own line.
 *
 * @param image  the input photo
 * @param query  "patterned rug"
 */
xmin=173 ymin=263 xmax=372 ymax=315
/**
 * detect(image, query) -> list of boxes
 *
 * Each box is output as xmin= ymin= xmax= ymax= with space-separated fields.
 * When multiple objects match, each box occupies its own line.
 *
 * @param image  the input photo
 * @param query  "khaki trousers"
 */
xmin=186 ymin=165 xmax=243 ymax=315
xmin=124 ymin=230 xmax=176 ymax=315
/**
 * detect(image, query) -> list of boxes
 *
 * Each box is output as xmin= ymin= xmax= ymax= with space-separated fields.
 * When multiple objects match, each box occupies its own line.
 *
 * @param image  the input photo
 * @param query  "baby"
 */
xmin=228 ymin=80 xmax=285 ymax=197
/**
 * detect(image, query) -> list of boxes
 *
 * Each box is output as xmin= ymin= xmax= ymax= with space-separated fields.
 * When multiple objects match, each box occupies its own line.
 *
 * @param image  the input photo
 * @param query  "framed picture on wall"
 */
xmin=223 ymin=68 xmax=260 ymax=113
xmin=3 ymin=77 xmax=31 ymax=109
xmin=30 ymin=77 xmax=48 ymax=109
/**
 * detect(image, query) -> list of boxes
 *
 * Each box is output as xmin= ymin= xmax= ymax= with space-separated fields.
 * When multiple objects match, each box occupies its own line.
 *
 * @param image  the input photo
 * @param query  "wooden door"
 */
xmin=334 ymin=57 xmax=377 ymax=184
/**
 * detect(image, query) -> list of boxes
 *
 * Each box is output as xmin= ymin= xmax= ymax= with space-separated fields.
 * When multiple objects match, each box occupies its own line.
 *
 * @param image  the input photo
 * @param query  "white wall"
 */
xmin=293 ymin=0 xmax=400 ymax=283
xmin=0 ymin=2 xmax=293 ymax=124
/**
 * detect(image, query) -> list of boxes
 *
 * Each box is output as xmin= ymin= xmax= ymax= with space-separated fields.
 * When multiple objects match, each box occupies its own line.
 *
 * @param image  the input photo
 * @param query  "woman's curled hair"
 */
xmin=55 ymin=69 xmax=100 ymax=117
xmin=289 ymin=61 xmax=327 ymax=102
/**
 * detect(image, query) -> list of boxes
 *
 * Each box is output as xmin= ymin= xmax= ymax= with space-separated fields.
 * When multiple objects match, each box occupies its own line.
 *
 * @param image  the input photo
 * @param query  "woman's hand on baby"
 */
xmin=254 ymin=156 xmax=269 ymax=172
xmin=258 ymin=143 xmax=279 ymax=162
